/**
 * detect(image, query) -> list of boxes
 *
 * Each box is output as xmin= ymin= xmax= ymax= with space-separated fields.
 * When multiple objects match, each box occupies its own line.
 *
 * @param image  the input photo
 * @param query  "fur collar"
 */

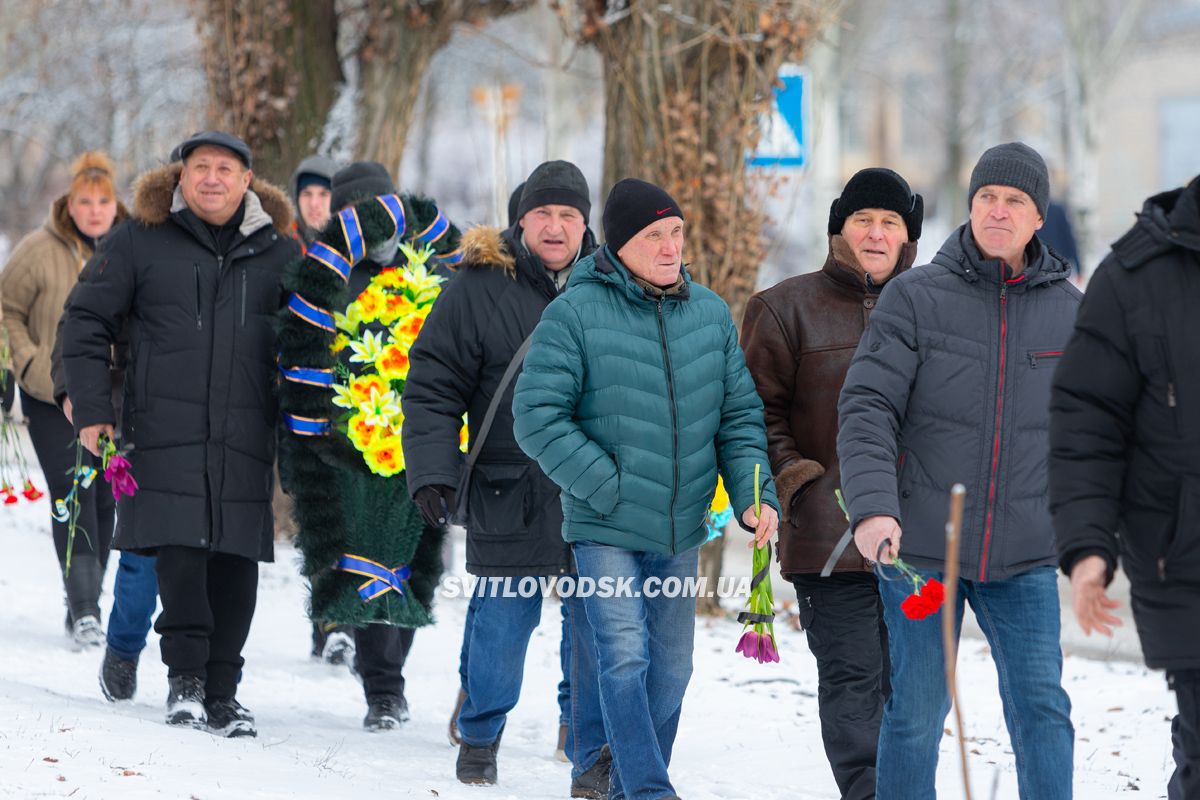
xmin=458 ymin=225 xmax=516 ymax=275
xmin=131 ymin=163 xmax=292 ymax=234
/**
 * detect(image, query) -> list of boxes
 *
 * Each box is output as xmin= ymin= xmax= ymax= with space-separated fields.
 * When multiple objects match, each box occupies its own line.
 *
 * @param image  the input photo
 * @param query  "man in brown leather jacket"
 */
xmin=742 ymin=168 xmax=922 ymax=800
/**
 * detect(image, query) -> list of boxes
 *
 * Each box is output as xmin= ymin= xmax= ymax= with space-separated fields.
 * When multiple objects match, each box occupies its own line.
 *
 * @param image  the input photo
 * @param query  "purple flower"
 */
xmin=735 ymin=630 xmax=761 ymax=660
xmin=103 ymin=453 xmax=139 ymax=501
xmin=759 ymin=634 xmax=780 ymax=663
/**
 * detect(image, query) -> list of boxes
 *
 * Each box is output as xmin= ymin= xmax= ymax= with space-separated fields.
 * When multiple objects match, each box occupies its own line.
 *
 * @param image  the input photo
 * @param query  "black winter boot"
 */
xmin=165 ymin=676 xmax=206 ymax=729
xmin=205 ymin=697 xmax=256 ymax=738
xmin=363 ymin=696 xmax=409 ymax=731
xmin=99 ymin=648 xmax=138 ymax=701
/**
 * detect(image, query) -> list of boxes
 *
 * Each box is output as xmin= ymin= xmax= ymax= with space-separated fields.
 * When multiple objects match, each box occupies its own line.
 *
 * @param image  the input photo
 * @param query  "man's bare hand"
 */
xmin=79 ymin=423 xmax=114 ymax=457
xmin=1069 ymin=554 xmax=1122 ymax=637
xmin=742 ymin=504 xmax=779 ymax=548
xmin=63 ymin=397 xmax=73 ymax=425
xmin=854 ymin=515 xmax=901 ymax=564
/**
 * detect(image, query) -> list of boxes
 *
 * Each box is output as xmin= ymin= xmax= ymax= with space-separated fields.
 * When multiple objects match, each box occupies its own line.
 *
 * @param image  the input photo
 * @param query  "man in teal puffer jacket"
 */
xmin=513 ymin=178 xmax=779 ymax=800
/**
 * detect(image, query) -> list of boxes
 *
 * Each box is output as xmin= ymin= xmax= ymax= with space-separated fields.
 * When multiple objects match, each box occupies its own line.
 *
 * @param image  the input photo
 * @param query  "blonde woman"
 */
xmin=1 ymin=151 xmax=127 ymax=648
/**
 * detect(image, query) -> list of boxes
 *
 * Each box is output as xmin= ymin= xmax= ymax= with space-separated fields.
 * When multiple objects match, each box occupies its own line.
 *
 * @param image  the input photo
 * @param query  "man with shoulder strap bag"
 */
xmin=402 ymin=161 xmax=609 ymax=797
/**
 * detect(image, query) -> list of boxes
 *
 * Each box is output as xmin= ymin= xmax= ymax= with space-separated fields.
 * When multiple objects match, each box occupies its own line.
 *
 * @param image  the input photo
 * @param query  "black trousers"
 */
xmin=355 ymin=625 xmax=415 ymax=702
xmin=1169 ymin=669 xmax=1200 ymax=800
xmin=154 ymin=546 xmax=258 ymax=701
xmin=791 ymin=571 xmax=891 ymax=800
xmin=21 ymin=390 xmax=114 ymax=622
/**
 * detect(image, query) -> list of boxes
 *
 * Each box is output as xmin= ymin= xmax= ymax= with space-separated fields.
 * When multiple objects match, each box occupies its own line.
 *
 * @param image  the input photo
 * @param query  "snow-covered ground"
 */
xmin=0 ymin=457 xmax=1180 ymax=799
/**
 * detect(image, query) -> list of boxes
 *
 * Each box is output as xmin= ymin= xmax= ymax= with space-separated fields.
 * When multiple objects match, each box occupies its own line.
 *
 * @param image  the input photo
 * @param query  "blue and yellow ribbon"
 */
xmin=414 ymin=209 xmax=450 ymax=247
xmin=376 ymin=194 xmax=407 ymax=240
xmin=336 ymin=554 xmax=412 ymax=602
xmin=283 ymin=412 xmax=330 ymax=436
xmin=278 ymin=365 xmax=334 ymax=387
xmin=435 ymin=246 xmax=464 ymax=268
xmin=338 ymin=207 xmax=366 ymax=264
xmin=287 ymin=293 xmax=335 ymax=331
xmin=307 ymin=241 xmax=352 ymax=283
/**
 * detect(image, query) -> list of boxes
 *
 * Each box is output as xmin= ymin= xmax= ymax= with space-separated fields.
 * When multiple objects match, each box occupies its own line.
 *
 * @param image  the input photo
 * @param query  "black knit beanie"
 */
xmin=331 ymin=161 xmax=396 ymax=212
xmin=602 ymin=178 xmax=684 ymax=255
xmin=828 ymin=168 xmax=923 ymax=242
xmin=517 ymin=161 xmax=590 ymax=220
xmin=297 ymin=172 xmax=332 ymax=193
xmin=507 ymin=181 xmax=526 ymax=228
xmin=968 ymin=142 xmax=1050 ymax=218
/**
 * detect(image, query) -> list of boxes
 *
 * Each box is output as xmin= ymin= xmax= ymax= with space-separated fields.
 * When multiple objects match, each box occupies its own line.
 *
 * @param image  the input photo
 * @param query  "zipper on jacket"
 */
xmin=193 ymin=264 xmax=203 ymax=330
xmin=241 ymin=265 xmax=247 ymax=327
xmin=1027 ymin=350 xmax=1063 ymax=368
xmin=656 ymin=297 xmax=680 ymax=554
xmin=979 ymin=279 xmax=1010 ymax=581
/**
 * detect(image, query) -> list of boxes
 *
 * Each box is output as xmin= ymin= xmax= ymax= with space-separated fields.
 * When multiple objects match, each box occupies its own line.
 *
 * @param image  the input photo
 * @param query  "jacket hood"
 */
xmin=930 ymin=223 xmax=1071 ymax=289
xmin=568 ymin=245 xmax=693 ymax=305
xmin=45 ymin=193 xmax=130 ymax=256
xmin=131 ymin=163 xmax=293 ymax=235
xmin=823 ymin=233 xmax=918 ymax=292
xmin=458 ymin=225 xmax=517 ymax=274
xmin=1134 ymin=176 xmax=1200 ymax=254
xmin=458 ymin=224 xmax=598 ymax=283
xmin=287 ymin=154 xmax=339 ymax=204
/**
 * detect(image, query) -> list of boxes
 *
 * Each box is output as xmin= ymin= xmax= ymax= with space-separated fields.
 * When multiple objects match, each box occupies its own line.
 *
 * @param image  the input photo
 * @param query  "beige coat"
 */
xmin=0 ymin=196 xmax=128 ymax=403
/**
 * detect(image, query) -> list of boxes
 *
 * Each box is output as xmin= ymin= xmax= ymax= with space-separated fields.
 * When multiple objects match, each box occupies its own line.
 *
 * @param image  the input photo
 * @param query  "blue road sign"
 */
xmin=748 ymin=65 xmax=808 ymax=168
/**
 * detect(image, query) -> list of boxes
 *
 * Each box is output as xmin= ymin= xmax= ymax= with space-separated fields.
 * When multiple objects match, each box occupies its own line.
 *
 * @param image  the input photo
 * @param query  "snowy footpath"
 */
xmin=0 ymin=484 xmax=1181 ymax=799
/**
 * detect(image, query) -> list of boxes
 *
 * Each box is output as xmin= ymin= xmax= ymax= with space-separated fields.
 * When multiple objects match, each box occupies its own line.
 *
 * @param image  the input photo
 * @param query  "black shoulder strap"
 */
xmin=464 ymin=332 xmax=535 ymax=470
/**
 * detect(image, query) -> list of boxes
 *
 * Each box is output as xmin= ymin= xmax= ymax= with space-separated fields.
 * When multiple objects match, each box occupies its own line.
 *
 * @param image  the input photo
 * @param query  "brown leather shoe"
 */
xmin=449 ymin=688 xmax=467 ymax=745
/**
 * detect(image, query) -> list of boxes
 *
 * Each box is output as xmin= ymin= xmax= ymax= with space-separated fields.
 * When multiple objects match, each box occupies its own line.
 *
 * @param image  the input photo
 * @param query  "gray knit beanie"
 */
xmin=967 ymin=142 xmax=1050 ymax=218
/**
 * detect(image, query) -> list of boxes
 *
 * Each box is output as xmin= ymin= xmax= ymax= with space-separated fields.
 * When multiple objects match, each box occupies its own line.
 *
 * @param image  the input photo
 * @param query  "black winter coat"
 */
xmin=838 ymin=225 xmax=1082 ymax=582
xmin=1050 ymin=178 xmax=1200 ymax=671
xmin=402 ymin=225 xmax=595 ymax=577
xmin=61 ymin=164 xmax=299 ymax=562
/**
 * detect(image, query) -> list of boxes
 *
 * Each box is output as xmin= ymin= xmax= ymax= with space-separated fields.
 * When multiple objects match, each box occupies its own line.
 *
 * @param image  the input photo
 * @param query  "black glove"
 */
xmin=414 ymin=485 xmax=456 ymax=528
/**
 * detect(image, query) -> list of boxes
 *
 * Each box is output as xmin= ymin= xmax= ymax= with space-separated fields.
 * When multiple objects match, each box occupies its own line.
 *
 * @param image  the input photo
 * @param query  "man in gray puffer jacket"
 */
xmin=837 ymin=143 xmax=1079 ymax=800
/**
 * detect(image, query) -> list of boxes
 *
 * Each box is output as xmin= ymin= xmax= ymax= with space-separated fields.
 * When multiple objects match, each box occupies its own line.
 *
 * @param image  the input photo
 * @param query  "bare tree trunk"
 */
xmin=355 ymin=0 xmax=534 ymax=176
xmin=193 ymin=0 xmax=342 ymax=185
xmin=1060 ymin=0 xmax=1148 ymax=279
xmin=939 ymin=0 xmax=967 ymax=223
xmin=580 ymin=2 xmax=841 ymax=616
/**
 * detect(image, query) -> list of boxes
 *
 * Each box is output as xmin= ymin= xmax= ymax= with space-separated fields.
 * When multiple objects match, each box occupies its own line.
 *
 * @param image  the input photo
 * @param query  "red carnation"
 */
xmin=900 ymin=578 xmax=946 ymax=620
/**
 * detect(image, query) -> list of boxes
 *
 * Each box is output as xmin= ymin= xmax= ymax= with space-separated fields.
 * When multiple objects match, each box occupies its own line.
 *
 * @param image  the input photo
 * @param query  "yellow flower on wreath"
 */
xmin=364 ymin=436 xmax=405 ymax=477
xmin=375 ymin=343 xmax=411 ymax=382
xmin=379 ymin=292 xmax=417 ymax=327
xmin=391 ymin=307 xmax=429 ymax=346
xmin=347 ymin=412 xmax=382 ymax=452
xmin=374 ymin=266 xmax=407 ymax=291
xmin=348 ymin=374 xmax=388 ymax=408
xmin=355 ymin=285 xmax=386 ymax=323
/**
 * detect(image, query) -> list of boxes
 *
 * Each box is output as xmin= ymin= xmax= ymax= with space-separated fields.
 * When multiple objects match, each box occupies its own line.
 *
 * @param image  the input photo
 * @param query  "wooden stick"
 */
xmin=943 ymin=484 xmax=971 ymax=800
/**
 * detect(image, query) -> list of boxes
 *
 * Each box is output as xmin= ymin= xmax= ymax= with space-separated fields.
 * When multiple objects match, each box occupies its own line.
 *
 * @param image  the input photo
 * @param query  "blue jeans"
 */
xmin=573 ymin=542 xmax=698 ymax=800
xmin=876 ymin=565 xmax=1074 ymax=800
xmin=106 ymin=552 xmax=159 ymax=660
xmin=558 ymin=599 xmax=572 ymax=727
xmin=457 ymin=579 xmax=606 ymax=778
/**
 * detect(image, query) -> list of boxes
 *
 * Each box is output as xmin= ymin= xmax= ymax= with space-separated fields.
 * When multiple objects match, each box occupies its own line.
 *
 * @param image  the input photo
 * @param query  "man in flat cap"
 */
xmin=61 ymin=130 xmax=300 ymax=737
